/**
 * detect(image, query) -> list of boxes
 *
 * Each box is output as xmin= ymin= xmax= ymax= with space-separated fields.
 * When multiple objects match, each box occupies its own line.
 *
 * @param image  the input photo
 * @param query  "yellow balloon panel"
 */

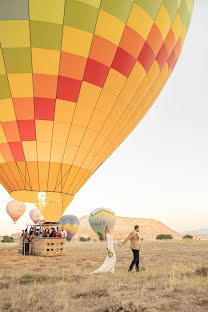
xmin=0 ymin=0 xmax=194 ymax=219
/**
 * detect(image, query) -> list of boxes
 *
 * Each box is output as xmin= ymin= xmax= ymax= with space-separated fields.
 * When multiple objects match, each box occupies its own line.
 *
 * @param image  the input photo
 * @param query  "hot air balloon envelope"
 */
xmin=0 ymin=0 xmax=194 ymax=220
xmin=89 ymin=207 xmax=116 ymax=237
xmin=59 ymin=215 xmax=80 ymax=241
xmin=29 ymin=207 xmax=43 ymax=224
xmin=35 ymin=194 xmax=73 ymax=222
xmin=6 ymin=200 xmax=26 ymax=223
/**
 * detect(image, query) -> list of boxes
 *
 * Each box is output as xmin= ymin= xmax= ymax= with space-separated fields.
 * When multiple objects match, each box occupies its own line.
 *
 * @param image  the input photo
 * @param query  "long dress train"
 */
xmin=90 ymin=233 xmax=116 ymax=274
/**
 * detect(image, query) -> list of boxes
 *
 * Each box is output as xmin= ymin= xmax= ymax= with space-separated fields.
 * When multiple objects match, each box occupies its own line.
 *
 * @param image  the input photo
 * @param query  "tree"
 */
xmin=183 ymin=234 xmax=193 ymax=239
xmin=156 ymin=234 xmax=173 ymax=240
xmin=1 ymin=236 xmax=14 ymax=243
xmin=97 ymin=232 xmax=104 ymax=241
xmin=79 ymin=237 xmax=91 ymax=242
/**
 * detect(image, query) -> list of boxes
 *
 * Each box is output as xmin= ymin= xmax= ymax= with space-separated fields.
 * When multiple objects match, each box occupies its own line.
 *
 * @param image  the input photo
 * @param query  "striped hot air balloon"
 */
xmin=0 ymin=0 xmax=194 ymax=221
xmin=6 ymin=200 xmax=26 ymax=223
xmin=89 ymin=208 xmax=116 ymax=238
xmin=59 ymin=215 xmax=80 ymax=241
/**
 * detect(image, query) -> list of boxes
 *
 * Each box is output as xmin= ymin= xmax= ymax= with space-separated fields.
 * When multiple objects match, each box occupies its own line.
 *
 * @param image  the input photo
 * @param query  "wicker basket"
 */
xmin=18 ymin=237 xmax=66 ymax=257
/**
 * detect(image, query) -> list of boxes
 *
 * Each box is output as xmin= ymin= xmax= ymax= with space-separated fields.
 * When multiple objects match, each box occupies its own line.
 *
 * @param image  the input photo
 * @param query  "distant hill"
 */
xmin=75 ymin=216 xmax=182 ymax=240
xmin=181 ymin=229 xmax=208 ymax=240
xmin=11 ymin=232 xmax=22 ymax=238
xmin=181 ymin=228 xmax=208 ymax=235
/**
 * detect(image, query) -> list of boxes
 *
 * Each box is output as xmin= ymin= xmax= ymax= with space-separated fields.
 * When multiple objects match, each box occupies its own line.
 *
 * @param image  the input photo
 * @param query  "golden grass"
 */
xmin=0 ymin=240 xmax=208 ymax=312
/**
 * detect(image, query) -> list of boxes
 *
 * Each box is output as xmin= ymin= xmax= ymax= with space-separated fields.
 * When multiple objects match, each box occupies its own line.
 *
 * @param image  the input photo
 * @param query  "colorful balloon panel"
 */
xmin=89 ymin=207 xmax=116 ymax=236
xmin=59 ymin=215 xmax=80 ymax=241
xmin=0 ymin=1 xmax=194 ymax=219
xmin=6 ymin=200 xmax=26 ymax=223
xmin=29 ymin=207 xmax=43 ymax=224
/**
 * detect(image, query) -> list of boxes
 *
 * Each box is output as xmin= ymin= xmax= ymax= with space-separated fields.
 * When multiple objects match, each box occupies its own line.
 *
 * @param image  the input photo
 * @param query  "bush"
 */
xmin=156 ymin=234 xmax=173 ymax=240
xmin=79 ymin=237 xmax=91 ymax=242
xmin=19 ymin=273 xmax=52 ymax=285
xmin=183 ymin=234 xmax=193 ymax=239
xmin=195 ymin=267 xmax=208 ymax=277
xmin=1 ymin=236 xmax=14 ymax=243
xmin=97 ymin=232 xmax=104 ymax=241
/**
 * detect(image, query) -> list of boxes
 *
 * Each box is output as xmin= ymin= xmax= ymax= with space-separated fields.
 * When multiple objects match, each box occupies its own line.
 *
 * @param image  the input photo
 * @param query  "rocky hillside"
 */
xmin=75 ymin=216 xmax=182 ymax=240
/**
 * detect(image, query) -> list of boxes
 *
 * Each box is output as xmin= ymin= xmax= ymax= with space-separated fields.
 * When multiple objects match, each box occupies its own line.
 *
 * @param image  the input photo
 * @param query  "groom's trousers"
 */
xmin=129 ymin=249 xmax=139 ymax=271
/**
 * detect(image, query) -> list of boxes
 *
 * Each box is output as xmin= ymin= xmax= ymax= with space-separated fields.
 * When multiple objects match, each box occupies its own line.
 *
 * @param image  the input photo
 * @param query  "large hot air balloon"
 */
xmin=29 ymin=207 xmax=43 ymax=224
xmin=6 ymin=200 xmax=26 ymax=223
xmin=59 ymin=215 xmax=80 ymax=241
xmin=34 ymin=192 xmax=73 ymax=221
xmin=89 ymin=208 xmax=116 ymax=238
xmin=0 ymin=0 xmax=194 ymax=221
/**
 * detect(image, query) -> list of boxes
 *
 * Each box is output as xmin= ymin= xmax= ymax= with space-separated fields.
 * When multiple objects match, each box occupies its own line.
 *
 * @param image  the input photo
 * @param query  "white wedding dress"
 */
xmin=90 ymin=233 xmax=116 ymax=274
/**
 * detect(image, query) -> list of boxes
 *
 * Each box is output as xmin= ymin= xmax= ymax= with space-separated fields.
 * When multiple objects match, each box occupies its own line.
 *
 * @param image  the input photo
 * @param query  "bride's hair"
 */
xmin=104 ymin=226 xmax=110 ymax=240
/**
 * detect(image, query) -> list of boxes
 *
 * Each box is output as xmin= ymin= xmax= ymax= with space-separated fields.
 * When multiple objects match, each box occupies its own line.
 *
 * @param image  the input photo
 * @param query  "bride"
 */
xmin=89 ymin=226 xmax=116 ymax=274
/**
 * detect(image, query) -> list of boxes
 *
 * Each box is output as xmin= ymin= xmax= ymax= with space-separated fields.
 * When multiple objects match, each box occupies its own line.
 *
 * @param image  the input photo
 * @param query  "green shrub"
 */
xmin=97 ymin=232 xmax=104 ymax=241
xmin=79 ymin=237 xmax=91 ymax=242
xmin=140 ymin=238 xmax=144 ymax=241
xmin=183 ymin=234 xmax=193 ymax=239
xmin=19 ymin=273 xmax=52 ymax=285
xmin=156 ymin=234 xmax=173 ymax=240
xmin=1 ymin=236 xmax=14 ymax=243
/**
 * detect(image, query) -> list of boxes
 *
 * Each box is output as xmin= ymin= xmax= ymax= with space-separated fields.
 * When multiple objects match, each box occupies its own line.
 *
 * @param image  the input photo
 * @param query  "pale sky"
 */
xmin=0 ymin=1 xmax=207 ymax=235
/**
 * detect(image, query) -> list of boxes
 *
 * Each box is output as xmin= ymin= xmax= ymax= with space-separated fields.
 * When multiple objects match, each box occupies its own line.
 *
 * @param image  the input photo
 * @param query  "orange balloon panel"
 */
xmin=0 ymin=0 xmax=194 ymax=219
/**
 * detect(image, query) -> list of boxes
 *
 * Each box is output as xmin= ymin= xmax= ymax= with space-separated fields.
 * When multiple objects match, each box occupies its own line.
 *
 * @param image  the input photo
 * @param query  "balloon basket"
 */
xmin=18 ymin=222 xmax=66 ymax=257
xmin=31 ymin=237 xmax=66 ymax=257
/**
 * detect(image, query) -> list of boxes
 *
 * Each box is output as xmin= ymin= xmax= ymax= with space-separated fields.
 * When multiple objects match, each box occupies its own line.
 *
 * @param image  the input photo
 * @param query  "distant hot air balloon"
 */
xmin=59 ymin=215 xmax=80 ymax=241
xmin=6 ymin=200 xmax=26 ymax=224
xmin=0 ymin=0 xmax=194 ymax=220
xmin=29 ymin=208 xmax=43 ymax=224
xmin=89 ymin=208 xmax=116 ymax=238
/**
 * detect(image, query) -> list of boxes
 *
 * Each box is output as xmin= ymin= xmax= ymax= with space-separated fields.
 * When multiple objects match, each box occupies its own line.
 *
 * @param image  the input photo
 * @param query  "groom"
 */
xmin=119 ymin=225 xmax=140 ymax=272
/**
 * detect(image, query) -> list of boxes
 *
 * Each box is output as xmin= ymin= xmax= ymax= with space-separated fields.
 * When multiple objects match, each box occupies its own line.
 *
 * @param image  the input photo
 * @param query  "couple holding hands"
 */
xmin=89 ymin=225 xmax=140 ymax=274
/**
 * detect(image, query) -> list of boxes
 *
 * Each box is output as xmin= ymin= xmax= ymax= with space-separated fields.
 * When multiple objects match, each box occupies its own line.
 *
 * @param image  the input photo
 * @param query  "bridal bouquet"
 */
xmin=108 ymin=251 xmax=114 ymax=258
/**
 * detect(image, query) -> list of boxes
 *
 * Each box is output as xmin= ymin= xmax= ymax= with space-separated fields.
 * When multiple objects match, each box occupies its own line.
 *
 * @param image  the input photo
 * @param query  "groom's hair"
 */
xmin=134 ymin=225 xmax=139 ymax=230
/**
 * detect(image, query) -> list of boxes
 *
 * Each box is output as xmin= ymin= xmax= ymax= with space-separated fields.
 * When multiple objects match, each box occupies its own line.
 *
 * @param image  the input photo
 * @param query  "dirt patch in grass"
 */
xmin=197 ymin=296 xmax=208 ymax=306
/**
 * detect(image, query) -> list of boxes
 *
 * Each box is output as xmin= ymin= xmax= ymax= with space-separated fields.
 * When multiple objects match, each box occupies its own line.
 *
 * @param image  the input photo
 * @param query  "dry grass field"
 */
xmin=0 ymin=240 xmax=208 ymax=312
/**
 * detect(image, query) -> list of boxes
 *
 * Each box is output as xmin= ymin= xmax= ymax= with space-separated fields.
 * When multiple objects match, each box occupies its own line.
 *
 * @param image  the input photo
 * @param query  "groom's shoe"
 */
xmin=128 ymin=269 xmax=133 ymax=272
xmin=136 ymin=269 xmax=140 ymax=272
